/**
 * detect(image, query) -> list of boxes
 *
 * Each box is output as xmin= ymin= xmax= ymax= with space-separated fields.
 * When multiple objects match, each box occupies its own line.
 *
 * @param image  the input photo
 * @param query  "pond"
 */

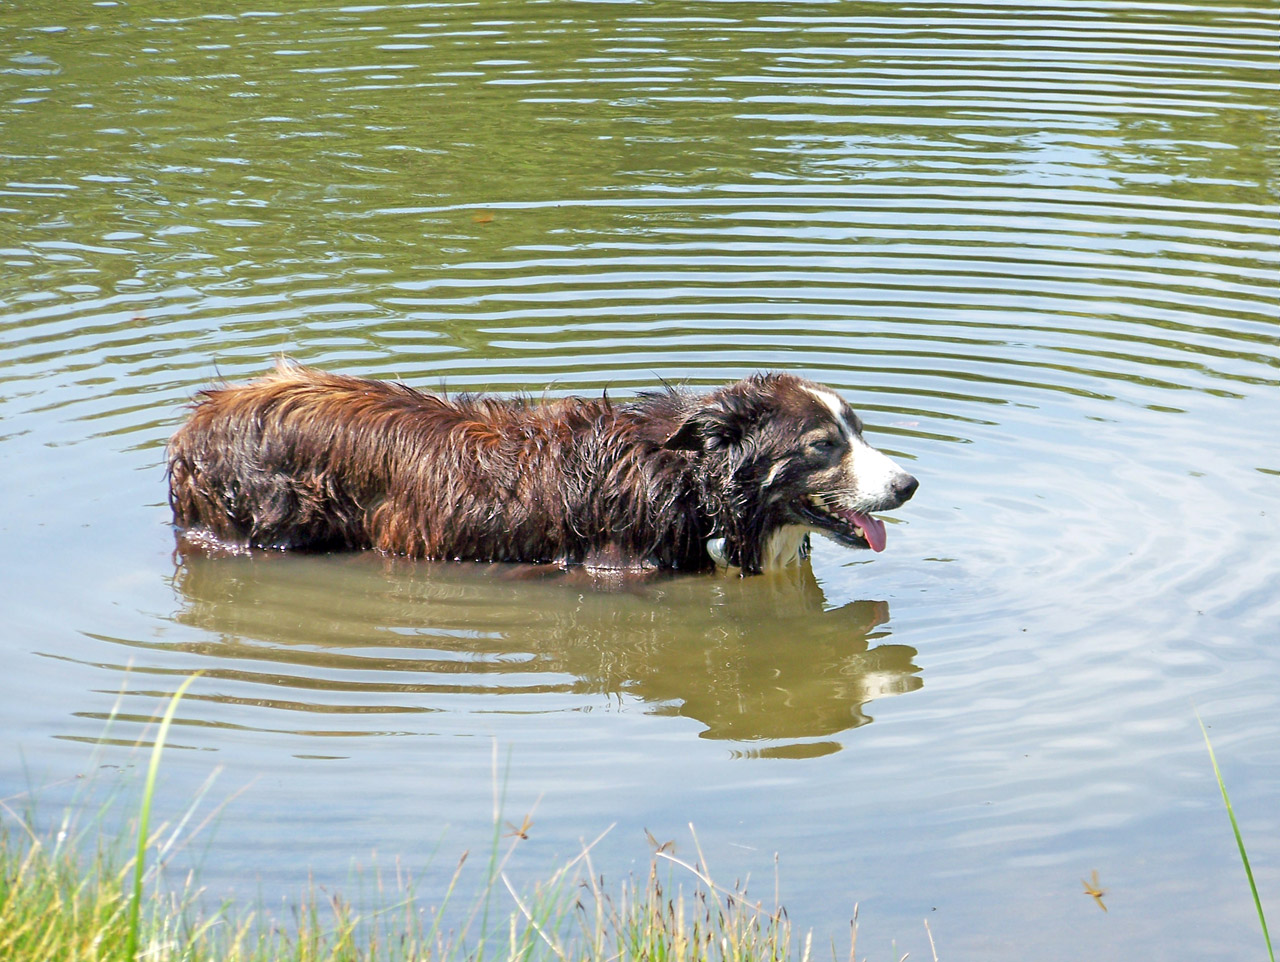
xmin=1 ymin=2 xmax=1277 ymax=959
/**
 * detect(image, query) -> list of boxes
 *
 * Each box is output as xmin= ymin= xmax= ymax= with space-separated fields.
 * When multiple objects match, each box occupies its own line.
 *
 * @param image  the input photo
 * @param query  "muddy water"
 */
xmin=1 ymin=2 xmax=1277 ymax=959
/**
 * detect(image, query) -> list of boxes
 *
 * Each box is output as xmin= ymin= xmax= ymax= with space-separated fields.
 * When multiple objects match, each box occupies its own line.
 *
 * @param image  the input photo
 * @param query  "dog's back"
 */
xmin=168 ymin=363 xmax=708 ymax=568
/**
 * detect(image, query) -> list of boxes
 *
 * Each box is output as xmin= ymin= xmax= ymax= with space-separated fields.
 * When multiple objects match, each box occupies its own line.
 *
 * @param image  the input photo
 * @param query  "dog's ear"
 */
xmin=662 ymin=416 xmax=705 ymax=451
xmin=662 ymin=393 xmax=756 ymax=452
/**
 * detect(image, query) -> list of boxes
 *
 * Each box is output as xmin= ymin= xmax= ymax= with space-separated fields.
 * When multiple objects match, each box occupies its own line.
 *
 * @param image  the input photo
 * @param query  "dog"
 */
xmin=167 ymin=362 xmax=918 ymax=575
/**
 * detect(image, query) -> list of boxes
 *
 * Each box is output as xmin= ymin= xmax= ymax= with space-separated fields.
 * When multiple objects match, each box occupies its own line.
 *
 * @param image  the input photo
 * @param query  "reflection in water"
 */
xmin=92 ymin=553 xmax=920 ymax=754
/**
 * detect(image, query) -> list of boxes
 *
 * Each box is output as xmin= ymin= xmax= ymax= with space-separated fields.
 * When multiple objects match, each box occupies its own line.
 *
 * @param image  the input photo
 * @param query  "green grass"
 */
xmin=3 ymin=675 xmax=886 ymax=962
xmin=6 ymin=684 xmax=1275 ymax=962
xmin=127 ymin=671 xmax=203 ymax=960
xmin=0 ymin=813 xmax=857 ymax=962
xmin=1199 ymin=714 xmax=1274 ymax=962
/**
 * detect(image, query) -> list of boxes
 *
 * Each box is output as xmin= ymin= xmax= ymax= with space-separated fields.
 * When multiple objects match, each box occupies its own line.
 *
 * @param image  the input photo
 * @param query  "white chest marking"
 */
xmin=708 ymin=527 xmax=811 ymax=571
xmin=762 ymin=525 xmax=810 ymax=570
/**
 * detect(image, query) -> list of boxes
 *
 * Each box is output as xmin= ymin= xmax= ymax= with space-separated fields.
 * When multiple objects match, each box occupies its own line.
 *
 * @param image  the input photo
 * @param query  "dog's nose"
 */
xmin=891 ymin=473 xmax=919 ymax=504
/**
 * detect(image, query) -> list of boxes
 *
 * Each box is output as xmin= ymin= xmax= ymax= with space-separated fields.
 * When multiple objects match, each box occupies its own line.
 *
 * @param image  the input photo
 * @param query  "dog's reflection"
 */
xmin=167 ymin=553 xmax=922 ymax=752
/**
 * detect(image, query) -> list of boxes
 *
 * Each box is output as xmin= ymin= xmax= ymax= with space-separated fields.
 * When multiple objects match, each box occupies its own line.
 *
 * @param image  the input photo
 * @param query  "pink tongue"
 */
xmin=846 ymin=510 xmax=887 ymax=552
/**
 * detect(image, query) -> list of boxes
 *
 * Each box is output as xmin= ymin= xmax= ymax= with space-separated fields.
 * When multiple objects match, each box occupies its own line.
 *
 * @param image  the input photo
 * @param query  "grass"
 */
xmin=3 ymin=675 xmax=898 ymax=962
xmin=127 ymin=671 xmax=203 ymax=960
xmin=1198 ymin=714 xmax=1274 ymax=962
xmin=0 ymin=811 xmax=865 ymax=962
xmin=4 ymin=682 xmax=1275 ymax=962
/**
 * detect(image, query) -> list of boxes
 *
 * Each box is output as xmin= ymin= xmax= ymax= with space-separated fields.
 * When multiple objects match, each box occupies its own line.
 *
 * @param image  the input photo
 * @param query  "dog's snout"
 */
xmin=891 ymin=473 xmax=919 ymax=504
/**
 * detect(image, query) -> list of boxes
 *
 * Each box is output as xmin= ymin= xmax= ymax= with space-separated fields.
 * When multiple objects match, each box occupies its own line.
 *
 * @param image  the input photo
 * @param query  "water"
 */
xmin=2 ymin=2 xmax=1277 ymax=959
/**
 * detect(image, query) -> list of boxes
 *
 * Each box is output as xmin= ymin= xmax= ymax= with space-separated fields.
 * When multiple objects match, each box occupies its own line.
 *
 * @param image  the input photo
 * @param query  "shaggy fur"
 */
xmin=167 ymin=363 xmax=918 ymax=574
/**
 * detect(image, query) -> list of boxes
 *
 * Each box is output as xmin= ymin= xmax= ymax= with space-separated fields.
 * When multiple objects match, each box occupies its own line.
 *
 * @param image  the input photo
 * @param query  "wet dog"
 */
xmin=167 ymin=363 xmax=918 ymax=574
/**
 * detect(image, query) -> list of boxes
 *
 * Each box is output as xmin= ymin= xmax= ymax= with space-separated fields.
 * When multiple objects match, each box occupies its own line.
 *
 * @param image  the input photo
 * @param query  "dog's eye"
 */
xmin=809 ymin=437 xmax=841 ymax=455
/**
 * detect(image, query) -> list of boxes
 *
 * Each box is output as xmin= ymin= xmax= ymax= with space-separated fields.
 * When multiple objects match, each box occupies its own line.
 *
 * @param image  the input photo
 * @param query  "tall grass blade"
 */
xmin=126 ymin=672 xmax=203 ymax=961
xmin=1198 ymin=714 xmax=1273 ymax=962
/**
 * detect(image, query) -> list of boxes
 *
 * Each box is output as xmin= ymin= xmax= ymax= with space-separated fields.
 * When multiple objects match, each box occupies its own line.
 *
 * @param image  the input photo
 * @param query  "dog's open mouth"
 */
xmin=799 ymin=494 xmax=888 ymax=552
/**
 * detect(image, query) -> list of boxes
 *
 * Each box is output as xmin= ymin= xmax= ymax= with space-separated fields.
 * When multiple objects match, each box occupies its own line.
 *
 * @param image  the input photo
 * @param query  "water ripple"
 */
xmin=1 ymin=3 xmax=1278 ymax=958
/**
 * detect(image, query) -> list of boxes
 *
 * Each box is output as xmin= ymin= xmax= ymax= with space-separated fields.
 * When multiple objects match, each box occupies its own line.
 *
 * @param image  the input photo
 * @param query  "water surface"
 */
xmin=2 ymin=2 xmax=1277 ymax=959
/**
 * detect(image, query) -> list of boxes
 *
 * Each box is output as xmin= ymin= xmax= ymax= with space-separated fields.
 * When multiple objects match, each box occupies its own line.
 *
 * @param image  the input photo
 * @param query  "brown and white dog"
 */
xmin=167 ymin=363 xmax=918 ymax=574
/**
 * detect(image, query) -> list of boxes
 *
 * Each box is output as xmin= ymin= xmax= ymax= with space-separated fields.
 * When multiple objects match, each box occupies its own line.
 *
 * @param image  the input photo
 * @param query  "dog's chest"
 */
xmin=762 ymin=525 xmax=811 ymax=570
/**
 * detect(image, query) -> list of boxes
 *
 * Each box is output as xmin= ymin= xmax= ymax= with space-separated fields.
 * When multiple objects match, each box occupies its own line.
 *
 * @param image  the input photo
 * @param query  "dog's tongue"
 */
xmin=845 ymin=510 xmax=887 ymax=552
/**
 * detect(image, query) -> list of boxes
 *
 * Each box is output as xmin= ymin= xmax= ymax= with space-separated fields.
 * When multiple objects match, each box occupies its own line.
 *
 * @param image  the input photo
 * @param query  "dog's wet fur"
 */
xmin=167 ymin=363 xmax=918 ymax=575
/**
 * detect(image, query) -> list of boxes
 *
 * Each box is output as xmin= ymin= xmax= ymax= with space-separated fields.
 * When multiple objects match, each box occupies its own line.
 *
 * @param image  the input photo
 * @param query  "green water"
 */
xmin=2 ymin=2 xmax=1277 ymax=959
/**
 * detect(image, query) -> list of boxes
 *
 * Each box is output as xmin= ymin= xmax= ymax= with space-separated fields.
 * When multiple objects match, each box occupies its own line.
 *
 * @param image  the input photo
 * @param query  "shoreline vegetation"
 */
xmin=1 ymin=814 xmax=882 ymax=962
xmin=3 ymin=682 xmax=1270 ymax=962
xmin=1 ymin=677 xmax=913 ymax=962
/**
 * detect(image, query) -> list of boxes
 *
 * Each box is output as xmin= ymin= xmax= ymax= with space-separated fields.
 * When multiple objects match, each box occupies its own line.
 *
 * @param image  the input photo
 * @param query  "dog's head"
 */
xmin=662 ymin=373 xmax=919 ymax=569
